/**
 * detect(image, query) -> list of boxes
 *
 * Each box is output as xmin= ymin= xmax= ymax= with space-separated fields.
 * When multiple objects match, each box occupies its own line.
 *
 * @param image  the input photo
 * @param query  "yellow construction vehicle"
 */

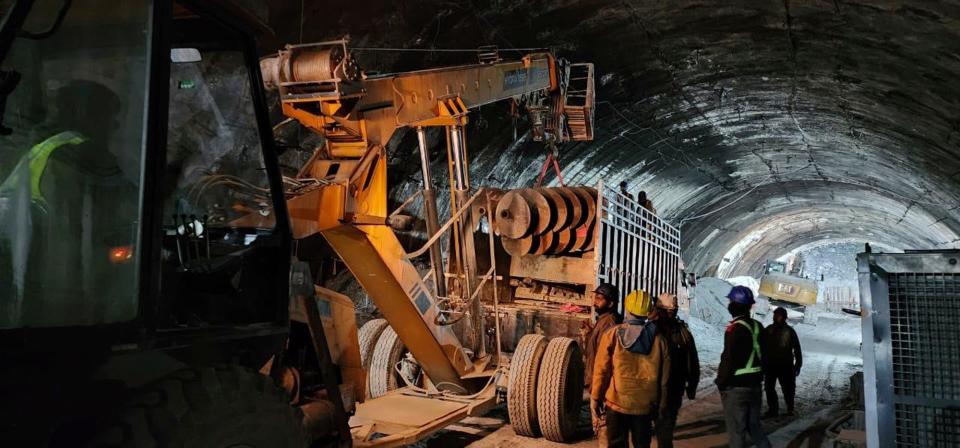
xmin=758 ymin=259 xmax=818 ymax=316
xmin=257 ymin=39 xmax=595 ymax=444
xmin=259 ymin=39 xmax=684 ymax=445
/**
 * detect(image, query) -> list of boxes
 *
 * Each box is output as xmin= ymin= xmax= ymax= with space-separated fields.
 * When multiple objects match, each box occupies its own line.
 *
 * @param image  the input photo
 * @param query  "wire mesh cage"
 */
xmin=858 ymin=252 xmax=960 ymax=448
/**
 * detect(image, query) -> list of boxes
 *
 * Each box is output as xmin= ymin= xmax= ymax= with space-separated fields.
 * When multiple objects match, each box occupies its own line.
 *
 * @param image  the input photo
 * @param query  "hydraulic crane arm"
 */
xmin=356 ymin=53 xmax=556 ymax=126
xmin=261 ymin=39 xmax=593 ymax=158
xmin=259 ymin=39 xmax=595 ymax=394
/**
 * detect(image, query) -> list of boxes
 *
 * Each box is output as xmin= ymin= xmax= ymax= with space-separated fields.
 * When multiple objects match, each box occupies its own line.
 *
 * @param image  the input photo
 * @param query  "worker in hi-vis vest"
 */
xmin=1 ymin=80 xmax=123 ymax=215
xmin=0 ymin=131 xmax=87 ymax=213
xmin=0 ymin=80 xmax=126 ymax=324
xmin=715 ymin=286 xmax=771 ymax=448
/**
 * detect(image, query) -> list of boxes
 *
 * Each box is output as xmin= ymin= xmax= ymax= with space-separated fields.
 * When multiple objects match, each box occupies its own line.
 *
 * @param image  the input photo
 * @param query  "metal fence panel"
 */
xmin=858 ymin=252 xmax=960 ymax=448
xmin=595 ymin=183 xmax=681 ymax=314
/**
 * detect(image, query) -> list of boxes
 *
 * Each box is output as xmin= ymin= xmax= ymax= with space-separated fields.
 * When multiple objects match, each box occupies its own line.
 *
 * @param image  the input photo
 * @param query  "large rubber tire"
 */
xmin=368 ymin=326 xmax=406 ymax=399
xmin=536 ymin=337 xmax=585 ymax=442
xmin=507 ymin=334 xmax=549 ymax=437
xmin=358 ymin=318 xmax=390 ymax=398
xmin=92 ymin=366 xmax=307 ymax=447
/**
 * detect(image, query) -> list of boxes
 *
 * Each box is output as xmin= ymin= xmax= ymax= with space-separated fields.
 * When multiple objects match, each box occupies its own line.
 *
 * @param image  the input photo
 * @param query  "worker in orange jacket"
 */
xmin=585 ymin=283 xmax=622 ymax=388
xmin=591 ymin=289 xmax=671 ymax=448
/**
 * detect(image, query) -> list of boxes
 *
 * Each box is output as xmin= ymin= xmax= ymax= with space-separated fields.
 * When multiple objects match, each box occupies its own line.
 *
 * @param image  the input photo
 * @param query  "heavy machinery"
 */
xmin=758 ymin=258 xmax=818 ymax=317
xmin=259 ymin=38 xmax=683 ymax=445
xmin=0 ymin=1 xmax=353 ymax=446
xmin=257 ymin=38 xmax=598 ymax=445
xmin=490 ymin=185 xmax=681 ymax=350
xmin=0 ymin=1 xmax=682 ymax=444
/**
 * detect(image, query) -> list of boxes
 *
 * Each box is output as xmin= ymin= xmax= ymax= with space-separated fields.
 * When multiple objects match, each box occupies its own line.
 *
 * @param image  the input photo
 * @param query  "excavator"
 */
xmin=758 ymin=258 xmax=818 ymax=320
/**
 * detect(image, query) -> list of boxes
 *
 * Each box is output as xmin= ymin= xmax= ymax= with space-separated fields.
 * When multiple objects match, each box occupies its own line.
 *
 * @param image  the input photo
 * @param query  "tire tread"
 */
xmin=507 ymin=334 xmax=548 ymax=437
xmin=536 ymin=337 xmax=585 ymax=442
xmin=368 ymin=326 xmax=405 ymax=398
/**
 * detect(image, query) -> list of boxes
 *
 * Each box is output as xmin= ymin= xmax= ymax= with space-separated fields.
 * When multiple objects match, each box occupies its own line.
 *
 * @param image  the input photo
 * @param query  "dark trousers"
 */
xmin=605 ymin=409 xmax=653 ymax=448
xmin=765 ymin=368 xmax=796 ymax=413
xmin=655 ymin=390 xmax=683 ymax=448
xmin=720 ymin=386 xmax=771 ymax=448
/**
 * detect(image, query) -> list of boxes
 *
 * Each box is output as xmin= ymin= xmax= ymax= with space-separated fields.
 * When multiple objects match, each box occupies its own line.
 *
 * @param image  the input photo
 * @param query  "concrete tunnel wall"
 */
xmin=265 ymin=0 xmax=960 ymax=277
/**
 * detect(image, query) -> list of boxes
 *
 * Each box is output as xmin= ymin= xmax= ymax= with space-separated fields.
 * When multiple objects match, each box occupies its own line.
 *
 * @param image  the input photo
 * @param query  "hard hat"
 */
xmin=773 ymin=306 xmax=787 ymax=317
xmin=593 ymin=283 xmax=620 ymax=303
xmin=624 ymin=290 xmax=652 ymax=316
xmin=656 ymin=293 xmax=678 ymax=310
xmin=726 ymin=285 xmax=755 ymax=305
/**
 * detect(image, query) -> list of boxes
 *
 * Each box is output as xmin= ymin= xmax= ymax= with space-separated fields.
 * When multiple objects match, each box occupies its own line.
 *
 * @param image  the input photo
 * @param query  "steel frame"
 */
xmin=594 ymin=182 xmax=681 ymax=312
xmin=857 ymin=251 xmax=960 ymax=448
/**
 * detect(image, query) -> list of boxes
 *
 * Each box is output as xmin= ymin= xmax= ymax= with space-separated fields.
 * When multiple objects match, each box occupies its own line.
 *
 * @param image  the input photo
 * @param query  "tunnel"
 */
xmin=259 ymin=1 xmax=960 ymax=445
xmin=267 ymin=0 xmax=960 ymax=279
xmin=2 ymin=1 xmax=958 ymax=446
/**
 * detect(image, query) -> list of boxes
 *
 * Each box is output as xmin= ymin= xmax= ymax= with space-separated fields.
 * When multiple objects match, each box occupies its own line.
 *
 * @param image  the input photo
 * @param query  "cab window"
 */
xmin=0 ymin=0 xmax=151 ymax=328
xmin=154 ymin=5 xmax=284 ymax=328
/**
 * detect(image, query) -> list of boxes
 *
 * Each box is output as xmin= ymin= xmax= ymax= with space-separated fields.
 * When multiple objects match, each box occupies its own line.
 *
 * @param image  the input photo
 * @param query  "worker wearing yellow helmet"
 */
xmin=590 ymin=289 xmax=671 ymax=448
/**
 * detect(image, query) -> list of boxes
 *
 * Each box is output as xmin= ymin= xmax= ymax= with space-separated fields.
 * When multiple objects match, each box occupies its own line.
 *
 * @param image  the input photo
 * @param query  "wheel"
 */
xmin=91 ymin=366 xmax=307 ymax=447
xmin=368 ymin=326 xmax=406 ymax=399
xmin=358 ymin=318 xmax=389 ymax=397
xmin=507 ymin=334 xmax=548 ymax=437
xmin=536 ymin=337 xmax=585 ymax=442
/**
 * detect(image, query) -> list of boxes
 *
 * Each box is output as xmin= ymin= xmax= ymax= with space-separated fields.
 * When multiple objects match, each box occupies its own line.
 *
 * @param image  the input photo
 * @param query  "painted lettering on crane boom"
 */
xmin=503 ymin=67 xmax=550 ymax=91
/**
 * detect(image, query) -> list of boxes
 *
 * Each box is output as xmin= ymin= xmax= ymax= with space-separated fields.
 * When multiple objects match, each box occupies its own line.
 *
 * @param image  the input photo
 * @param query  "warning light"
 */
xmin=109 ymin=245 xmax=134 ymax=264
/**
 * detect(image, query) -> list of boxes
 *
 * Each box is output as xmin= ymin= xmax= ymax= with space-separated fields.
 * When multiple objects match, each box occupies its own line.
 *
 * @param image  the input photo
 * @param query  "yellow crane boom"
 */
xmin=260 ymin=38 xmax=595 ymax=394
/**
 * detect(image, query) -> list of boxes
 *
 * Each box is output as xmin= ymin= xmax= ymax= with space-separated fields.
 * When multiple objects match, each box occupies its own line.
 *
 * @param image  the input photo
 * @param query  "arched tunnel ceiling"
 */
xmin=269 ymin=0 xmax=960 ymax=275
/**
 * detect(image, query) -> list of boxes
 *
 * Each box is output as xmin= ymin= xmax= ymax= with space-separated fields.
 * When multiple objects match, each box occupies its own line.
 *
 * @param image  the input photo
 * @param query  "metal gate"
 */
xmin=858 ymin=251 xmax=960 ymax=447
xmin=595 ymin=182 xmax=681 ymax=311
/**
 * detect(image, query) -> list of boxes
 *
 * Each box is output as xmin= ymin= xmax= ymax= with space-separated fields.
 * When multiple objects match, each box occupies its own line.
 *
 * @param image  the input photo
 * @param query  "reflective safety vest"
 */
xmin=0 ymin=131 xmax=86 ymax=212
xmin=733 ymin=319 xmax=763 ymax=376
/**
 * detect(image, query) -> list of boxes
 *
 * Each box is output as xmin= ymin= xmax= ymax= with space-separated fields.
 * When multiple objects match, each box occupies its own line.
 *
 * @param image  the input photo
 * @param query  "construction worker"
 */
xmin=764 ymin=307 xmax=802 ymax=417
xmin=654 ymin=292 xmax=700 ymax=448
xmin=585 ymin=283 xmax=622 ymax=388
xmin=716 ymin=286 xmax=771 ymax=448
xmin=1 ymin=80 xmax=124 ymax=214
xmin=1 ymin=80 xmax=127 ymax=323
xmin=618 ymin=180 xmax=634 ymax=201
xmin=591 ymin=289 xmax=671 ymax=448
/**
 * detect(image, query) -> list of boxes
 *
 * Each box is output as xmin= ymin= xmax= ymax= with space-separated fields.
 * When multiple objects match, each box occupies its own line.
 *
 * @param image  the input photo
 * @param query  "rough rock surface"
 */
xmin=267 ymin=0 xmax=960 ymax=276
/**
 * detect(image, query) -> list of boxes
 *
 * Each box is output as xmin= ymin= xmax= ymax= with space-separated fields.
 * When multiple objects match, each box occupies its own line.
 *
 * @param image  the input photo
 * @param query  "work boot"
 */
xmin=784 ymin=409 xmax=796 ymax=417
xmin=763 ymin=409 xmax=778 ymax=419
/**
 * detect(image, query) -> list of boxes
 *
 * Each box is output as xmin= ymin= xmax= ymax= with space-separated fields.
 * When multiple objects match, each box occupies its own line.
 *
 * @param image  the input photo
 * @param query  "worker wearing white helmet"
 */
xmin=591 ymin=289 xmax=671 ymax=448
